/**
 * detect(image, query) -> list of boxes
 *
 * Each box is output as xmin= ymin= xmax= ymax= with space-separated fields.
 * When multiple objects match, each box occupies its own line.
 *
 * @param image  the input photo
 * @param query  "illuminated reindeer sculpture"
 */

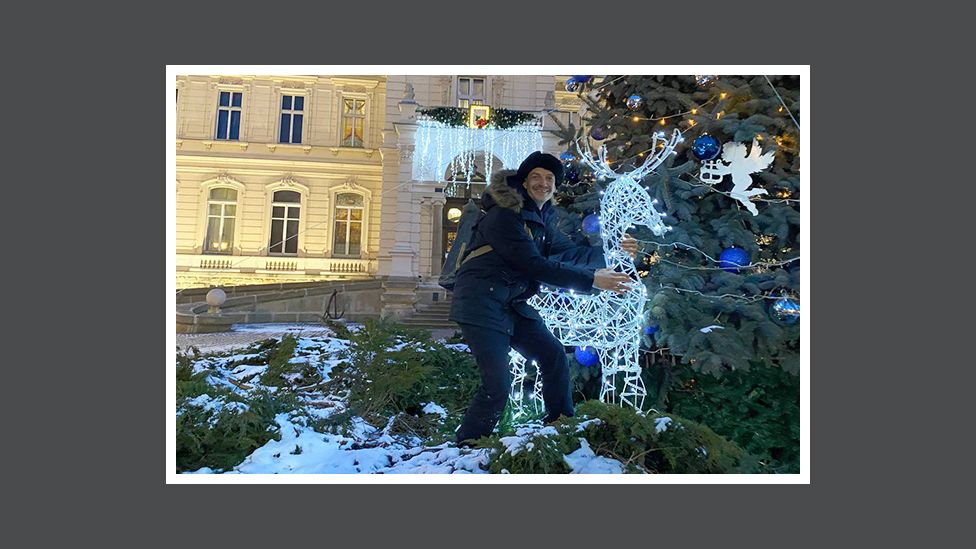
xmin=508 ymin=130 xmax=683 ymax=419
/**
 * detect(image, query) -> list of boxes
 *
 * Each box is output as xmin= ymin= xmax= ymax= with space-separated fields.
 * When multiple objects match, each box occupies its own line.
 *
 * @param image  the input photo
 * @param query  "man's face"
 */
xmin=522 ymin=167 xmax=556 ymax=205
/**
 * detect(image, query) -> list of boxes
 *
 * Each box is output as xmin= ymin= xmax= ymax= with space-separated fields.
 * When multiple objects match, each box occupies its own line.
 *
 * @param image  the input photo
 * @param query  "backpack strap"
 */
xmin=461 ymin=244 xmax=493 ymax=265
xmin=461 ymin=222 xmax=534 ymax=266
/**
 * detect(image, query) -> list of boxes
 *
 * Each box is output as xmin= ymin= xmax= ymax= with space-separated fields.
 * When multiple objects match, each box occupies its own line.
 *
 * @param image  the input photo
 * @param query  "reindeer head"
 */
xmin=575 ymin=130 xmax=682 ymax=236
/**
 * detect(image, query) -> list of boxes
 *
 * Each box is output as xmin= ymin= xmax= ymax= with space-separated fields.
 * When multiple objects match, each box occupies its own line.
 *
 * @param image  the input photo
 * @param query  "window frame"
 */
xmin=278 ymin=92 xmax=307 ymax=144
xmin=203 ymin=188 xmax=239 ymax=255
xmin=268 ymin=190 xmax=302 ymax=256
xmin=326 ymin=179 xmax=372 ymax=258
xmin=332 ymin=193 xmax=365 ymax=257
xmin=456 ymin=76 xmax=487 ymax=109
xmin=197 ymin=176 xmax=246 ymax=256
xmin=339 ymin=93 xmax=368 ymax=148
xmin=214 ymin=89 xmax=244 ymax=141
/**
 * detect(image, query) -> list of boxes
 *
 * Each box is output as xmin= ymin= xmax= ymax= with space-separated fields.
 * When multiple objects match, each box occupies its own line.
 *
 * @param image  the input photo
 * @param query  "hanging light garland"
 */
xmin=412 ymin=107 xmax=543 ymax=186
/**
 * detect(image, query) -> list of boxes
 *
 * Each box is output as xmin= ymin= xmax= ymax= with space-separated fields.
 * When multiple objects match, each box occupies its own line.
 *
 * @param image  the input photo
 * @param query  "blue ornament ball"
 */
xmin=572 ymin=75 xmax=592 ymax=83
xmin=564 ymin=165 xmax=580 ymax=184
xmin=718 ymin=247 xmax=750 ymax=273
xmin=626 ymin=94 xmax=644 ymax=110
xmin=565 ymin=77 xmax=581 ymax=93
xmin=574 ymin=346 xmax=600 ymax=367
xmin=582 ymin=213 xmax=601 ymax=235
xmin=559 ymin=151 xmax=575 ymax=162
xmin=771 ymin=297 xmax=800 ymax=325
xmin=643 ymin=325 xmax=659 ymax=336
xmin=590 ymin=125 xmax=608 ymax=141
xmin=692 ymin=134 xmax=722 ymax=161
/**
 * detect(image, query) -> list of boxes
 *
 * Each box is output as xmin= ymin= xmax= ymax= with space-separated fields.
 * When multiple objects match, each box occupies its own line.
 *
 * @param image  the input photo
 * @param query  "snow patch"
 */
xmin=564 ymin=438 xmax=626 ymax=474
xmin=421 ymin=402 xmax=448 ymax=418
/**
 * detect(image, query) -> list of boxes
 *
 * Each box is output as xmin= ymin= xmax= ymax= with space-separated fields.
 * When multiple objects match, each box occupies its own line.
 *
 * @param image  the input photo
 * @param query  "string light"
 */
xmin=658 ymin=285 xmax=789 ymax=303
xmin=413 ymin=117 xmax=542 ymax=184
xmin=632 ymin=238 xmax=800 ymax=271
xmin=507 ymin=130 xmax=683 ymax=417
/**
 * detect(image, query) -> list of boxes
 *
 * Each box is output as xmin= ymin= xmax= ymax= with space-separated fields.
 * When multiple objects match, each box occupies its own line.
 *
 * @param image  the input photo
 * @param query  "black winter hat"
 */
xmin=507 ymin=151 xmax=564 ymax=188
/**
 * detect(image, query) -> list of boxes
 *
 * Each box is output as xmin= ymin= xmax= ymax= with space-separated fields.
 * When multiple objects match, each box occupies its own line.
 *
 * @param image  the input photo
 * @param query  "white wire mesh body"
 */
xmin=507 ymin=130 xmax=683 ymax=420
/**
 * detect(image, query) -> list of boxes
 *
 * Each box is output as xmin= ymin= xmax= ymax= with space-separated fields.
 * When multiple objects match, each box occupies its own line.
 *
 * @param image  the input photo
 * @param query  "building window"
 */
xmin=279 ymin=95 xmax=304 ymax=144
xmin=341 ymin=97 xmax=366 ymax=147
xmin=457 ymin=76 xmax=486 ymax=109
xmin=269 ymin=190 xmax=301 ymax=255
xmin=333 ymin=193 xmax=364 ymax=256
xmin=215 ymin=91 xmax=243 ymax=140
xmin=205 ymin=188 xmax=237 ymax=254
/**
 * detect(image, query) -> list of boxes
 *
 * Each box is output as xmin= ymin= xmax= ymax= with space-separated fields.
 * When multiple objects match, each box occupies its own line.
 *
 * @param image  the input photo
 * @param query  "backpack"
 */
xmin=438 ymin=200 xmax=535 ymax=292
xmin=438 ymin=200 xmax=485 ymax=292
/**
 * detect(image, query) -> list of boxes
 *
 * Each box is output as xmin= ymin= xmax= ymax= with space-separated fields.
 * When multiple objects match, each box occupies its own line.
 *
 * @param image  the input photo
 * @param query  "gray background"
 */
xmin=5 ymin=0 xmax=958 ymax=546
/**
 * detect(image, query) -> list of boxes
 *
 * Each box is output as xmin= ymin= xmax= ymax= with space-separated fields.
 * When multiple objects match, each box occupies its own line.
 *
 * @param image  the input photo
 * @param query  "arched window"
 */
xmin=204 ymin=188 xmax=237 ymax=254
xmin=269 ymin=190 xmax=301 ymax=255
xmin=333 ymin=193 xmax=364 ymax=256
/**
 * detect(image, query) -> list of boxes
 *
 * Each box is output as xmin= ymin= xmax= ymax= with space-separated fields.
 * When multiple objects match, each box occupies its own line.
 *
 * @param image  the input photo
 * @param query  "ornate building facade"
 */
xmin=175 ymin=74 xmax=582 ymax=319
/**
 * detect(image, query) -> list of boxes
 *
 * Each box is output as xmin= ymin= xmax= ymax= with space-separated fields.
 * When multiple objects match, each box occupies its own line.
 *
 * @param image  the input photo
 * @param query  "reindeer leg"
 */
xmin=598 ymin=346 xmax=617 ymax=406
xmin=618 ymin=338 xmax=646 ymax=411
xmin=508 ymin=349 xmax=527 ymax=421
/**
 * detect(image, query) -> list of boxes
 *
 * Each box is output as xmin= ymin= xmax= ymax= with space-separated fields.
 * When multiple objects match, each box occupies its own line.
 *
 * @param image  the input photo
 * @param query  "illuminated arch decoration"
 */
xmin=412 ymin=117 xmax=543 ymax=187
xmin=508 ymin=130 xmax=684 ymax=419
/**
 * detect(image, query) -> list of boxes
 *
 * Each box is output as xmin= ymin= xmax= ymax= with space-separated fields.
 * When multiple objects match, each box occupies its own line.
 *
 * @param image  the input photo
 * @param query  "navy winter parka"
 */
xmin=448 ymin=170 xmax=606 ymax=335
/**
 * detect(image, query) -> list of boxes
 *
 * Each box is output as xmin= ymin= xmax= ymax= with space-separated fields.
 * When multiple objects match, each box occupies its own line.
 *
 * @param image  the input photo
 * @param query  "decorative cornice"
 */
xmin=330 ymin=77 xmax=381 ymax=89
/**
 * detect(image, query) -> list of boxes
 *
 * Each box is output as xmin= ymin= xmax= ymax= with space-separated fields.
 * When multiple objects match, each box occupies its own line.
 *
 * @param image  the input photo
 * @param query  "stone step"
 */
xmin=400 ymin=320 xmax=459 ymax=328
xmin=410 ymin=316 xmax=451 ymax=322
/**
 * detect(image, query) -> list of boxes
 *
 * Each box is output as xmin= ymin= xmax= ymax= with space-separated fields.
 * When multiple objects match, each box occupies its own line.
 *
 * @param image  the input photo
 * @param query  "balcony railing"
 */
xmin=177 ymin=254 xmax=374 ymax=276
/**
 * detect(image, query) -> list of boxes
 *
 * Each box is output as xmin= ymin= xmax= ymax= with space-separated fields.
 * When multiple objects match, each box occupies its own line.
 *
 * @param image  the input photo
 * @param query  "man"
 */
xmin=449 ymin=151 xmax=637 ymax=445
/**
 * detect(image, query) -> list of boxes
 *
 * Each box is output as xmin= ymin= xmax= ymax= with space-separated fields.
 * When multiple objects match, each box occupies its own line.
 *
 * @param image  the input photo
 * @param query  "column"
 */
xmin=430 ymin=198 xmax=445 ymax=276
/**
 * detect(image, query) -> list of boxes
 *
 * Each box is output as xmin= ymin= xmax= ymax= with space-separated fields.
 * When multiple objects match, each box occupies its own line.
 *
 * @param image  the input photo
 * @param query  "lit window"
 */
xmin=457 ymin=76 xmax=486 ymax=109
xmin=333 ymin=193 xmax=364 ymax=256
xmin=342 ymin=98 xmax=366 ymax=147
xmin=205 ymin=188 xmax=237 ymax=254
xmin=269 ymin=190 xmax=301 ymax=255
xmin=215 ymin=91 xmax=243 ymax=140
xmin=279 ymin=95 xmax=304 ymax=144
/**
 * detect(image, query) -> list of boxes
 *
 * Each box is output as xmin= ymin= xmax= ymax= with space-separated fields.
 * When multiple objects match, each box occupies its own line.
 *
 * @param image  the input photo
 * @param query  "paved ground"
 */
xmin=176 ymin=323 xmax=460 ymax=354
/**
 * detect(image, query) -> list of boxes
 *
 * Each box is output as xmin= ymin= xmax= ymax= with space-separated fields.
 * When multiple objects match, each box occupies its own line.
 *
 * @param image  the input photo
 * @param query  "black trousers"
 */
xmin=455 ymin=315 xmax=575 ymax=442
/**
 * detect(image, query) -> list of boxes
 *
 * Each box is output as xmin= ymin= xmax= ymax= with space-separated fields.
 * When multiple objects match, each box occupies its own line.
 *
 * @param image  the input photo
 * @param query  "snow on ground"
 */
xmin=179 ymin=327 xmax=630 ymax=474
xmin=564 ymin=439 xmax=626 ymax=474
xmin=421 ymin=402 xmax=448 ymax=418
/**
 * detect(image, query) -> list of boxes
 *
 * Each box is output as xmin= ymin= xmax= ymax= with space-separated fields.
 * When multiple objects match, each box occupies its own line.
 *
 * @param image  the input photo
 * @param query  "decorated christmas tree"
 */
xmin=550 ymin=75 xmax=801 ymax=471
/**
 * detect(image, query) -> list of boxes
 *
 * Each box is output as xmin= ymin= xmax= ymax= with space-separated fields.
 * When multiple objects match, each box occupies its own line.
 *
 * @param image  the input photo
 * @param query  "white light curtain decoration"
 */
xmin=508 ymin=130 xmax=684 ymax=420
xmin=412 ymin=118 xmax=543 ymax=188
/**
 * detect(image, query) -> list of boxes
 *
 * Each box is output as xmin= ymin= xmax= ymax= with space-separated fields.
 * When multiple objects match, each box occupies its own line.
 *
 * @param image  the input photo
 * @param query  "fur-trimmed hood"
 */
xmin=484 ymin=169 xmax=555 ymax=214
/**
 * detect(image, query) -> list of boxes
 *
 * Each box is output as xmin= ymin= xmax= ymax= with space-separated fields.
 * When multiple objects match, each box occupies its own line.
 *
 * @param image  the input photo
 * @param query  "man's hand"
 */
xmin=620 ymin=233 xmax=638 ymax=259
xmin=593 ymin=268 xmax=635 ymax=294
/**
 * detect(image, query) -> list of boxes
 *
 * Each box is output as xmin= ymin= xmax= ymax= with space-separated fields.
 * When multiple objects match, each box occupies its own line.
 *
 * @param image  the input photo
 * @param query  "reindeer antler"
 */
xmin=575 ymin=137 xmax=619 ymax=180
xmin=574 ymin=129 xmax=683 ymax=182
